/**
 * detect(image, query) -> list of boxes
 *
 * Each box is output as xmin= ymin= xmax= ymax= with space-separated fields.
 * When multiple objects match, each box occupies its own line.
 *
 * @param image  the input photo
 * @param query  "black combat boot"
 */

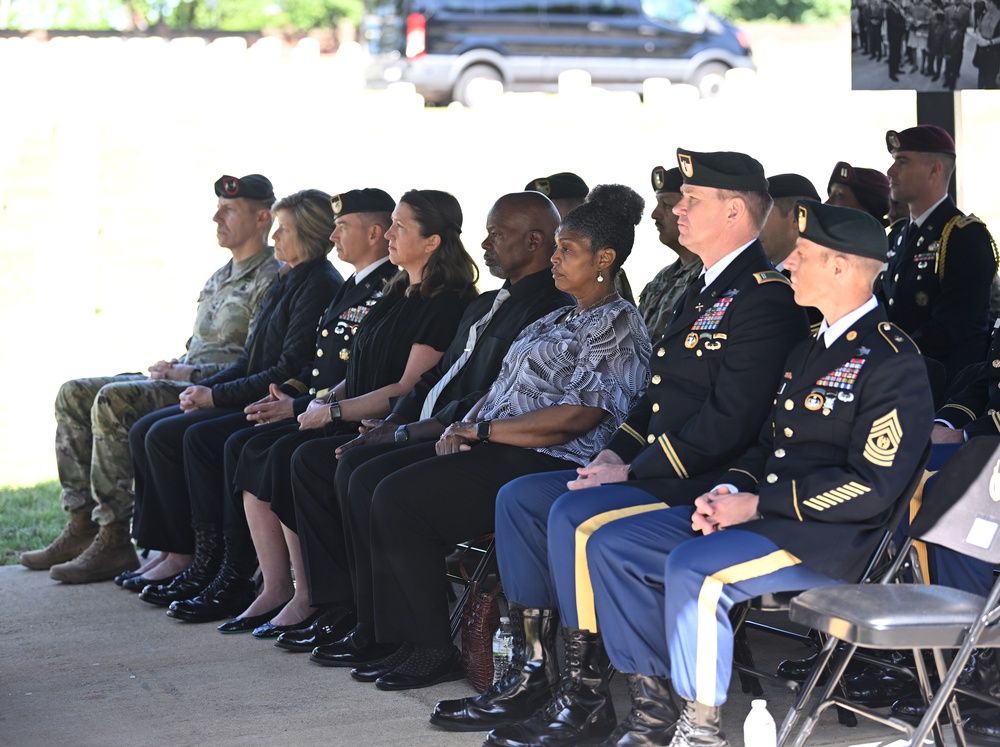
xmin=166 ymin=532 xmax=257 ymax=622
xmin=601 ymin=674 xmax=679 ymax=746
xmin=485 ymin=626 xmax=616 ymax=747
xmin=431 ymin=606 xmax=559 ymax=731
xmin=138 ymin=523 xmax=222 ymax=606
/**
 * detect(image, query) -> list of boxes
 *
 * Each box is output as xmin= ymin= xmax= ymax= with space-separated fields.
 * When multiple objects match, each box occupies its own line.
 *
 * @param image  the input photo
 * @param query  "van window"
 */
xmin=481 ymin=0 xmax=538 ymax=12
xmin=544 ymin=0 xmax=639 ymax=13
xmin=641 ymin=0 xmax=702 ymax=28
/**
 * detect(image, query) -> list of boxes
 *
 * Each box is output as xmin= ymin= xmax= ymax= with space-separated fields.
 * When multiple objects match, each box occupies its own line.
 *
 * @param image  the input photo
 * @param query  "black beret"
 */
xmin=676 ymin=148 xmax=769 ymax=192
xmin=214 ymin=174 xmax=274 ymax=201
xmin=650 ymin=166 xmax=683 ymax=193
xmin=795 ymin=199 xmax=887 ymax=261
xmin=330 ymin=188 xmax=396 ymax=216
xmin=885 ymin=125 xmax=955 ymax=155
xmin=525 ymin=172 xmax=589 ymax=200
xmin=767 ymin=173 xmax=820 ymax=202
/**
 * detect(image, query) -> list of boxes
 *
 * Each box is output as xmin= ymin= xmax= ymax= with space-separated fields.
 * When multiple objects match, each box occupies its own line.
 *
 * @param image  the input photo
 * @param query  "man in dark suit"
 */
xmin=876 ymin=124 xmax=998 ymax=385
xmin=540 ymin=201 xmax=932 ymax=747
xmin=438 ymin=149 xmax=809 ymax=746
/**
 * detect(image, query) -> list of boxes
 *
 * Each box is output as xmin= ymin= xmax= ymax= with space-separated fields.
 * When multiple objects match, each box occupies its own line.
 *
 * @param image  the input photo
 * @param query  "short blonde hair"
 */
xmin=272 ymin=189 xmax=336 ymax=262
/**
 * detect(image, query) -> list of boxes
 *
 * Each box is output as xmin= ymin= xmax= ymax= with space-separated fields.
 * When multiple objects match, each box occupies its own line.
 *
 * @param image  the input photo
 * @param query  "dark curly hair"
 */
xmin=388 ymin=189 xmax=479 ymax=300
xmin=558 ymin=184 xmax=645 ymax=273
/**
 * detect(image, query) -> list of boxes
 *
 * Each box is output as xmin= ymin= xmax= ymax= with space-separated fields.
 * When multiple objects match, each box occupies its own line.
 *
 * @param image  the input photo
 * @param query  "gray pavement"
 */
xmin=0 ymin=564 xmax=932 ymax=746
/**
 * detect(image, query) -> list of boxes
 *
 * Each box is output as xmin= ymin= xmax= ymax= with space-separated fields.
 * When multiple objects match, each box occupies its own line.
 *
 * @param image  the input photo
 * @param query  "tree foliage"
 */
xmin=705 ymin=0 xmax=849 ymax=23
xmin=6 ymin=0 xmax=363 ymax=31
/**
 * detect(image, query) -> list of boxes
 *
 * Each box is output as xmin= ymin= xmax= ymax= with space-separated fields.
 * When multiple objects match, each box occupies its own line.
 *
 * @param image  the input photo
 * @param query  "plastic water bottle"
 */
xmin=743 ymin=698 xmax=776 ymax=747
xmin=492 ymin=616 xmax=514 ymax=684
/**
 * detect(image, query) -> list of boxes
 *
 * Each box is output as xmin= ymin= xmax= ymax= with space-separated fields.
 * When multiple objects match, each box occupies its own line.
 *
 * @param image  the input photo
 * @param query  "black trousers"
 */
xmin=232 ymin=420 xmax=352 ymax=532
xmin=365 ymin=444 xmax=574 ymax=647
xmin=333 ymin=441 xmax=439 ymax=625
xmin=129 ymin=405 xmax=241 ymax=552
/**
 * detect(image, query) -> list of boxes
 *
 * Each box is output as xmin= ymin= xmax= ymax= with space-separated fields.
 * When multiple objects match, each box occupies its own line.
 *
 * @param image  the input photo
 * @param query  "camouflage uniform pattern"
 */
xmin=53 ymin=249 xmax=280 ymax=525
xmin=637 ymin=256 xmax=703 ymax=341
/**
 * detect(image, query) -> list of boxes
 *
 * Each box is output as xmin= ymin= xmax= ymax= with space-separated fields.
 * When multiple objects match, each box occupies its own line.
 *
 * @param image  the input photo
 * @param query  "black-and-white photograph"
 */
xmin=852 ymin=0 xmax=1000 ymax=90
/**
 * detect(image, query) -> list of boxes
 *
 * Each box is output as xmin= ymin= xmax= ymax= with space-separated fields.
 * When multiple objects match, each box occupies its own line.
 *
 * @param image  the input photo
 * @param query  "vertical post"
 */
xmin=916 ymin=91 xmax=958 ymax=200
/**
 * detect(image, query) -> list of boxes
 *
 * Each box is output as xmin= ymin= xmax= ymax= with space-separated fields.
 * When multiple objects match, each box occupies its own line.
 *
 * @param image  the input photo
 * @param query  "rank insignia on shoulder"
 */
xmin=863 ymin=409 xmax=902 ymax=467
xmin=754 ymin=271 xmax=790 ymax=285
xmin=956 ymin=215 xmax=985 ymax=229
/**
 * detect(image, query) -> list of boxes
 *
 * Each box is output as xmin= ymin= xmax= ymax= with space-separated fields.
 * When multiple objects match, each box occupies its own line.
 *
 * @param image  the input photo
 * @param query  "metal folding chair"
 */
xmin=779 ymin=436 xmax=1000 ymax=747
xmin=730 ymin=441 xmax=933 ymax=718
xmin=447 ymin=533 xmax=499 ymax=640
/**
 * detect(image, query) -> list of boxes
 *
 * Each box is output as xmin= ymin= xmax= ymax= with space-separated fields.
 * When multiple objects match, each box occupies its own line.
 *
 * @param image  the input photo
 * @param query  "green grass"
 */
xmin=0 ymin=481 xmax=65 ymax=566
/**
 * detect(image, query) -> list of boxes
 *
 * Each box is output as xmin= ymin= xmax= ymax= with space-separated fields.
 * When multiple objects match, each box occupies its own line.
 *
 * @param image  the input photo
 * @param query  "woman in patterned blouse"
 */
xmin=352 ymin=184 xmax=653 ymax=691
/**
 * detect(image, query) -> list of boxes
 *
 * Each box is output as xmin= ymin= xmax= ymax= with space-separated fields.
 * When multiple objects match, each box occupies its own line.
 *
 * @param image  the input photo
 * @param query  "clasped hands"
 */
xmin=436 ymin=420 xmax=479 ymax=455
xmin=691 ymin=487 xmax=759 ymax=535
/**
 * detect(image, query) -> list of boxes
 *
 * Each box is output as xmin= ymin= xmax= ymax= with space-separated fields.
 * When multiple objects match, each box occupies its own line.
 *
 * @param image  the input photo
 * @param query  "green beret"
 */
xmin=676 ymin=148 xmax=768 ymax=192
xmin=330 ymin=188 xmax=396 ymax=216
xmin=214 ymin=174 xmax=274 ymax=201
xmin=767 ymin=173 xmax=820 ymax=202
xmin=885 ymin=125 xmax=955 ymax=155
xmin=525 ymin=172 xmax=589 ymax=200
xmin=795 ymin=199 xmax=887 ymax=261
xmin=650 ymin=166 xmax=683 ymax=193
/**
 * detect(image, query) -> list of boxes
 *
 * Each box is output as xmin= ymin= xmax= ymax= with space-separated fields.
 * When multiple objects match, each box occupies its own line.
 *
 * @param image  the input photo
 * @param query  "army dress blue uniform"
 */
xmin=495 ymin=239 xmax=810 ymax=609
xmin=877 ymin=196 xmax=998 ymax=384
xmin=545 ymin=305 xmax=932 ymax=706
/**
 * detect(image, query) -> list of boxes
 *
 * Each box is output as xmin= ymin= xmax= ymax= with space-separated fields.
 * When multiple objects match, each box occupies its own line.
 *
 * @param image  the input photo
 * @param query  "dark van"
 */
xmin=362 ymin=0 xmax=754 ymax=105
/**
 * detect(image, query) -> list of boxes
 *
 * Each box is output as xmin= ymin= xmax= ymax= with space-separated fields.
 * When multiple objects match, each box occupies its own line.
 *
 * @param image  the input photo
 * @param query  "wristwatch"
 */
xmin=394 ymin=424 xmax=410 ymax=443
xmin=328 ymin=401 xmax=342 ymax=421
xmin=476 ymin=420 xmax=492 ymax=443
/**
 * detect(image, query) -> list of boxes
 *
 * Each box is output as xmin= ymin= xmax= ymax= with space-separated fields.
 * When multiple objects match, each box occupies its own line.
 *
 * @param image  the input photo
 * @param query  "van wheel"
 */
xmin=453 ymin=64 xmax=503 ymax=106
xmin=691 ymin=62 xmax=729 ymax=98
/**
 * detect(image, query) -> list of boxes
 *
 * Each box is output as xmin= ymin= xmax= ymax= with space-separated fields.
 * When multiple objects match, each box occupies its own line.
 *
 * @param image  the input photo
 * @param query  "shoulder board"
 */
xmin=753 ymin=271 xmax=791 ymax=286
xmin=954 ymin=214 xmax=986 ymax=229
xmin=876 ymin=321 xmax=919 ymax=354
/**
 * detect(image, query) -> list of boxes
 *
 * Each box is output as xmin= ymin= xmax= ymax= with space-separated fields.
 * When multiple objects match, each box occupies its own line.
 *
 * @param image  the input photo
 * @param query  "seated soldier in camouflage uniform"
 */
xmin=20 ymin=174 xmax=280 ymax=584
xmin=638 ymin=165 xmax=702 ymax=342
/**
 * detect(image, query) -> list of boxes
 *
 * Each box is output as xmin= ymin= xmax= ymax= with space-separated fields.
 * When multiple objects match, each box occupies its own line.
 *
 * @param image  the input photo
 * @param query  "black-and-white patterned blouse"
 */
xmin=478 ymin=297 xmax=651 ymax=465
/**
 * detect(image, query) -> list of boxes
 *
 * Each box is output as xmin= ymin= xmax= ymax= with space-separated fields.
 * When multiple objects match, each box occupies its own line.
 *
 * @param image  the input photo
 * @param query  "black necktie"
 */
xmin=681 ymin=275 xmax=706 ymax=314
xmin=805 ymin=333 xmax=826 ymax=367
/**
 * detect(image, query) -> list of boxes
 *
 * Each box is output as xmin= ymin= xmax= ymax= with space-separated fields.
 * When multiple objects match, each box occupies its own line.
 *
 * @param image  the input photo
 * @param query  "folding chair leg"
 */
xmin=780 ymin=636 xmax=856 ymax=747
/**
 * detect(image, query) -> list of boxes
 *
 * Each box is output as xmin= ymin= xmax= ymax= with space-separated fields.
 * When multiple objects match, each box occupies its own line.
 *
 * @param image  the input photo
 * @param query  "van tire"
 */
xmin=690 ymin=61 xmax=729 ymax=98
xmin=453 ymin=64 xmax=503 ymax=106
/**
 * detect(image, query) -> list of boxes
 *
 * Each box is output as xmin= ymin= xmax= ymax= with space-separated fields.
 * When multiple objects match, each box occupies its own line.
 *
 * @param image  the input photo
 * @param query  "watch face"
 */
xmin=476 ymin=420 xmax=491 ymax=441
xmin=395 ymin=426 xmax=408 ymax=443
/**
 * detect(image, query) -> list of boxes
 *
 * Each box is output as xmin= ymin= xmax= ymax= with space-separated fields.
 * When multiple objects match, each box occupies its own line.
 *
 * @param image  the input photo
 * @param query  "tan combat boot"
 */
xmin=20 ymin=509 xmax=99 ymax=570
xmin=49 ymin=521 xmax=139 ymax=583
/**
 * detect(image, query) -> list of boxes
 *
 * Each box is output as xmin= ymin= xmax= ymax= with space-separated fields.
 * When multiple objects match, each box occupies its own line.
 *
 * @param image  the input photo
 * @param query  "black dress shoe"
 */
xmin=252 ymin=609 xmax=325 ymax=639
xmin=216 ymin=601 xmax=289 ymax=634
xmin=114 ymin=570 xmax=142 ymax=587
xmin=776 ymin=647 xmax=870 ymax=682
xmin=965 ymin=707 xmax=1000 ymax=745
xmin=846 ymin=667 xmax=921 ymax=707
xmin=310 ymin=624 xmax=400 ymax=667
xmin=351 ymin=643 xmax=414 ymax=682
xmin=122 ymin=572 xmax=180 ymax=593
xmin=376 ymin=644 xmax=465 ymax=691
xmin=274 ymin=607 xmax=356 ymax=652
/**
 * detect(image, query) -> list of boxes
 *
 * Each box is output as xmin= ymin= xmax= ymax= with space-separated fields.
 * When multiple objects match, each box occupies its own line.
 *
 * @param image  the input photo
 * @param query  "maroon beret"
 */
xmin=885 ymin=125 xmax=955 ymax=155
xmin=828 ymin=162 xmax=890 ymax=197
